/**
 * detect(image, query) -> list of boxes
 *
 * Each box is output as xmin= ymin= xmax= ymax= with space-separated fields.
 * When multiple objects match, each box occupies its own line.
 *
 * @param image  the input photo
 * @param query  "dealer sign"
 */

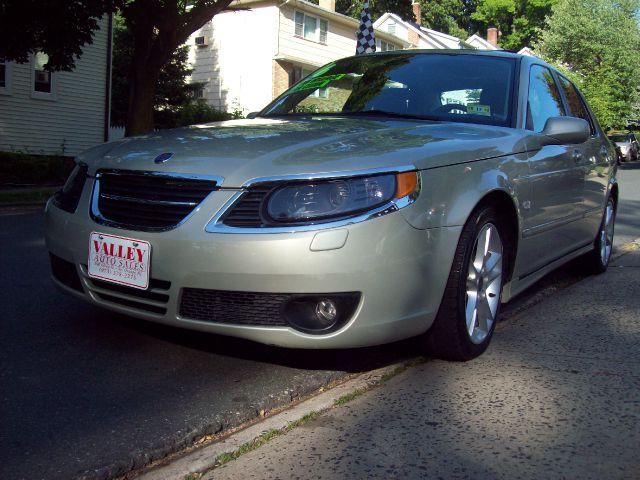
xmin=88 ymin=232 xmax=151 ymax=290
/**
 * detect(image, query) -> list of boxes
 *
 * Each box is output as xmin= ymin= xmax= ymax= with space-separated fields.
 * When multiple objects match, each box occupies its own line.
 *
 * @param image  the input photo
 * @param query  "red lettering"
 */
xmin=101 ymin=243 xmax=110 ymax=255
xmin=126 ymin=247 xmax=135 ymax=260
xmin=93 ymin=240 xmax=100 ymax=253
xmin=136 ymin=248 xmax=145 ymax=262
xmin=108 ymin=243 xmax=115 ymax=256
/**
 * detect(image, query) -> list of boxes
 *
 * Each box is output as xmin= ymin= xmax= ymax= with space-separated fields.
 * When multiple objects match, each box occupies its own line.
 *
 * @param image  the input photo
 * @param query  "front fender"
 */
xmin=400 ymin=154 xmax=529 ymax=229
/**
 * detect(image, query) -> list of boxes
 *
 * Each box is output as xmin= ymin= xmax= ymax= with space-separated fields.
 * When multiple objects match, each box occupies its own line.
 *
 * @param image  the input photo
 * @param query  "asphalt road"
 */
xmin=1 ymin=167 xmax=639 ymax=480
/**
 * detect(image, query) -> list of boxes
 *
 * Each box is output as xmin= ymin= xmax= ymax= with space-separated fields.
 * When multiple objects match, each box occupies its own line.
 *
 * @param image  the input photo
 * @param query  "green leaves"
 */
xmin=536 ymin=0 xmax=640 ymax=130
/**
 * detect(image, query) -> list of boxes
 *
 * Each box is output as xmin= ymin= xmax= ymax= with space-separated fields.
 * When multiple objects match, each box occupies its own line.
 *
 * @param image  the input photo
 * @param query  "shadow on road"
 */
xmin=109 ymin=313 xmax=417 ymax=372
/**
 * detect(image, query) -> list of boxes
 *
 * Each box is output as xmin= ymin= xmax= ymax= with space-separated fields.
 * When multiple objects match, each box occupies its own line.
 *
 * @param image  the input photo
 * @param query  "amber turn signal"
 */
xmin=395 ymin=171 xmax=418 ymax=198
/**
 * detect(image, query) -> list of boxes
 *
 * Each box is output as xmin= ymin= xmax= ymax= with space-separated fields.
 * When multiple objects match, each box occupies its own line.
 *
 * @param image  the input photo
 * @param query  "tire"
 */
xmin=423 ymin=205 xmax=509 ymax=361
xmin=582 ymin=196 xmax=615 ymax=274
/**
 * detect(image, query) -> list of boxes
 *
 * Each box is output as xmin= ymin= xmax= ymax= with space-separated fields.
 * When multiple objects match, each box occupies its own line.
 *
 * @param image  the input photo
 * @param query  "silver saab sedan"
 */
xmin=45 ymin=51 xmax=617 ymax=360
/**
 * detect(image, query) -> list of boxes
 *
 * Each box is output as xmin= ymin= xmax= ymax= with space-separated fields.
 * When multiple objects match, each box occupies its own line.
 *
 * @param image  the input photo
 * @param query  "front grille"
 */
xmin=180 ymin=288 xmax=291 ymax=326
xmin=222 ymin=186 xmax=273 ymax=227
xmin=50 ymin=254 xmax=83 ymax=292
xmin=82 ymin=266 xmax=172 ymax=315
xmin=93 ymin=170 xmax=219 ymax=230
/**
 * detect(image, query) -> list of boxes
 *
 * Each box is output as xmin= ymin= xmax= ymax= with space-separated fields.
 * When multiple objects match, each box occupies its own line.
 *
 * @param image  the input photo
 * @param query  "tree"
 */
xmin=418 ymin=0 xmax=478 ymax=39
xmin=335 ymin=0 xmax=414 ymax=22
xmin=110 ymin=15 xmax=204 ymax=130
xmin=536 ymin=0 xmax=640 ymax=130
xmin=0 ymin=0 xmax=117 ymax=70
xmin=471 ymin=0 xmax=557 ymax=50
xmin=0 ymin=0 xmax=235 ymax=136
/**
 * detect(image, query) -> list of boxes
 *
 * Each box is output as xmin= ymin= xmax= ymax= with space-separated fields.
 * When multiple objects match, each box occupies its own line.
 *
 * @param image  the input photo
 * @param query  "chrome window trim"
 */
xmin=205 ymin=166 xmax=420 ymax=234
xmin=91 ymin=170 xmax=224 ymax=233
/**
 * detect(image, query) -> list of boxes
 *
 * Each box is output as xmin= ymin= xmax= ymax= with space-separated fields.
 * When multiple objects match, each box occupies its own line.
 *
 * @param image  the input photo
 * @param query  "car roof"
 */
xmin=355 ymin=48 xmax=552 ymax=70
xmin=363 ymin=49 xmax=525 ymax=61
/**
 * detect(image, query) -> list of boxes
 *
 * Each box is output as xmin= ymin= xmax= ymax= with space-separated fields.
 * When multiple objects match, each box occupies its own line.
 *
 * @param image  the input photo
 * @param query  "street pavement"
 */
xmin=0 ymin=209 xmax=410 ymax=480
xmin=1 ymin=167 xmax=639 ymax=480
xmin=208 ymin=243 xmax=640 ymax=479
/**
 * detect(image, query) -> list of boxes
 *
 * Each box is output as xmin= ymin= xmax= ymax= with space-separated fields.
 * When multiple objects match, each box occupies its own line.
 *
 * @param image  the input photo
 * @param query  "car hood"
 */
xmin=80 ymin=117 xmax=530 ymax=188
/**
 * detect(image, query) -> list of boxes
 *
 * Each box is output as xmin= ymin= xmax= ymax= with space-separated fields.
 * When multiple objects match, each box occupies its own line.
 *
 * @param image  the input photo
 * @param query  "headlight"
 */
xmin=265 ymin=172 xmax=417 ymax=223
xmin=52 ymin=163 xmax=88 ymax=213
xmin=619 ymin=145 xmax=629 ymax=154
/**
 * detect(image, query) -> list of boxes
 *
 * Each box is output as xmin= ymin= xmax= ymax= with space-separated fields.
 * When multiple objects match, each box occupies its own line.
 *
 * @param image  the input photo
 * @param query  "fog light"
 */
xmin=283 ymin=293 xmax=360 ymax=334
xmin=315 ymin=299 xmax=337 ymax=325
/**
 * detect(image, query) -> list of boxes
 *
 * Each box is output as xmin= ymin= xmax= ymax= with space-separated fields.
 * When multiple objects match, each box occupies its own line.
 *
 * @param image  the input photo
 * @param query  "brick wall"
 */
xmin=273 ymin=60 xmax=293 ymax=99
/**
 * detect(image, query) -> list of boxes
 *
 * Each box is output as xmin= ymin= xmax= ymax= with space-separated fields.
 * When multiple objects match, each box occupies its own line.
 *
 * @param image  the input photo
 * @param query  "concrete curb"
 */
xmin=134 ymin=361 xmax=415 ymax=480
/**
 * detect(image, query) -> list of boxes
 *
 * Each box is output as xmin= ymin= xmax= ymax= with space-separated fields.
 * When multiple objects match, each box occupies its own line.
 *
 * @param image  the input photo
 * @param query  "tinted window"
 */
xmin=609 ymin=134 xmax=628 ymax=143
xmin=261 ymin=54 xmax=516 ymax=127
xmin=558 ymin=76 xmax=594 ymax=134
xmin=527 ymin=65 xmax=564 ymax=132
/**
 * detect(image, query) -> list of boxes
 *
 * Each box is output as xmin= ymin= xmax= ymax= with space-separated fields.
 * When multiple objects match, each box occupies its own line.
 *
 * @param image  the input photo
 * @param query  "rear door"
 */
xmin=556 ymin=74 xmax=610 ymax=238
xmin=520 ymin=64 xmax=585 ymax=274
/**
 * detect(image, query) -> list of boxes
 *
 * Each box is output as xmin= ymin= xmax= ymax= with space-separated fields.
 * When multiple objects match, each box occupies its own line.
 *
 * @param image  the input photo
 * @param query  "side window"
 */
xmin=0 ymin=58 xmax=11 ymax=94
xmin=0 ymin=59 xmax=6 ymax=88
xmin=558 ymin=75 xmax=594 ymax=134
xmin=527 ymin=65 xmax=565 ymax=132
xmin=33 ymin=52 xmax=54 ymax=95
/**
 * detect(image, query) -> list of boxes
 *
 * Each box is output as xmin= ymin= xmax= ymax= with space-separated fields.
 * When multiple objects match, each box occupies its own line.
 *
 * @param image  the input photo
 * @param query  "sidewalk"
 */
xmin=0 ymin=184 xmax=61 ymax=206
xmin=144 ymin=244 xmax=640 ymax=479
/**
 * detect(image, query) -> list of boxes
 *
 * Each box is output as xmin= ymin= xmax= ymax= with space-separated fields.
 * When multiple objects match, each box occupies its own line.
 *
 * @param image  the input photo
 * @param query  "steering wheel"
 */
xmin=435 ymin=103 xmax=468 ymax=114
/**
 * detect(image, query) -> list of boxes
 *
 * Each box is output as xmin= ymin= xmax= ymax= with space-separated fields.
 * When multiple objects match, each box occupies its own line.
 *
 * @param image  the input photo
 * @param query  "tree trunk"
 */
xmin=122 ymin=0 xmax=236 ymax=137
xmin=125 ymin=64 xmax=161 ymax=136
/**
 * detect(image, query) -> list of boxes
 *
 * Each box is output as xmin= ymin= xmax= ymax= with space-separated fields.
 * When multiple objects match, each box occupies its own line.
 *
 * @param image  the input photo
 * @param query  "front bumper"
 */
xmin=44 ymin=180 xmax=461 ymax=348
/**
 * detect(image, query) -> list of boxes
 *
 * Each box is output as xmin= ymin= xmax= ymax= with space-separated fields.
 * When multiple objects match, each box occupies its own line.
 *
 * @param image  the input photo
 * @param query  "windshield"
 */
xmin=260 ymin=53 xmax=516 ymax=127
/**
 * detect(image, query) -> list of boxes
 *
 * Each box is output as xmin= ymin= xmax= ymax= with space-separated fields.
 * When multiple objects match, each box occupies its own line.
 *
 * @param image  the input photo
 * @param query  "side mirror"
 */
xmin=540 ymin=117 xmax=590 ymax=145
xmin=246 ymin=112 xmax=259 ymax=119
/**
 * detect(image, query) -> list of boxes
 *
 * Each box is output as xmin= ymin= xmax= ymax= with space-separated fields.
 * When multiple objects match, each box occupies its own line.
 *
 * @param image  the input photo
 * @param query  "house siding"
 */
xmin=187 ymin=1 xmax=406 ymax=114
xmin=188 ymin=5 xmax=279 ymax=114
xmin=0 ymin=17 xmax=109 ymax=157
xmin=277 ymin=5 xmax=357 ymax=67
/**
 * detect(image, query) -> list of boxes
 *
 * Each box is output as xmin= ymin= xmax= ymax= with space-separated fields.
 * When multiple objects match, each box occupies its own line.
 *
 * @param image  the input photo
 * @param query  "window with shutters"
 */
xmin=31 ymin=52 xmax=56 ymax=99
xmin=376 ymin=40 xmax=396 ymax=52
xmin=294 ymin=11 xmax=328 ymax=44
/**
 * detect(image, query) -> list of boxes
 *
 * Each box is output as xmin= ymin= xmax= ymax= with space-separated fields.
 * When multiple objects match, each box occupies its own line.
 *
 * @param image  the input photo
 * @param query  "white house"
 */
xmin=374 ymin=11 xmax=469 ymax=50
xmin=465 ymin=33 xmax=500 ymax=50
xmin=186 ymin=0 xmax=408 ymax=114
xmin=0 ymin=16 xmax=112 ymax=157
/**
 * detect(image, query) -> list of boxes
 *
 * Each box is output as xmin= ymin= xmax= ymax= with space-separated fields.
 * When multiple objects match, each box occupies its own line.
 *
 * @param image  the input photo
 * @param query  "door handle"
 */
xmin=572 ymin=150 xmax=583 ymax=163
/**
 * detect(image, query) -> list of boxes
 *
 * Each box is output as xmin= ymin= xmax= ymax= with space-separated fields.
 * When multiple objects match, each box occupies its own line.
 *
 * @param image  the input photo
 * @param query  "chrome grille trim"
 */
xmin=99 ymin=193 xmax=200 ymax=207
xmin=91 ymin=170 xmax=223 ymax=232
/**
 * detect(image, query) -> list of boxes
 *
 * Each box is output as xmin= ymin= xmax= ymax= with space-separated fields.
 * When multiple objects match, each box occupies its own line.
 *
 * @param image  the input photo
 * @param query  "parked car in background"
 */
xmin=45 ymin=51 xmax=617 ymax=361
xmin=608 ymin=133 xmax=639 ymax=162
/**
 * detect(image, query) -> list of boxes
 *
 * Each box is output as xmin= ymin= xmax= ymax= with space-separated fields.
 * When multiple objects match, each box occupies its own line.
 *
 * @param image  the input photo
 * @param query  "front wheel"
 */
xmin=582 ymin=196 xmax=615 ymax=274
xmin=423 ymin=205 xmax=508 ymax=361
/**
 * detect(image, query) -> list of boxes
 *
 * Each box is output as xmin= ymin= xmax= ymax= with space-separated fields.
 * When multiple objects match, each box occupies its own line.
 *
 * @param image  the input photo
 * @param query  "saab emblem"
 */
xmin=154 ymin=152 xmax=173 ymax=164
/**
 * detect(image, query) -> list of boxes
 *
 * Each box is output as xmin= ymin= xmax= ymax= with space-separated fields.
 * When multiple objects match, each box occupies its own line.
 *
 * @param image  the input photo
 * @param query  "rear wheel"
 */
xmin=424 ymin=205 xmax=508 ymax=361
xmin=582 ymin=196 xmax=615 ymax=274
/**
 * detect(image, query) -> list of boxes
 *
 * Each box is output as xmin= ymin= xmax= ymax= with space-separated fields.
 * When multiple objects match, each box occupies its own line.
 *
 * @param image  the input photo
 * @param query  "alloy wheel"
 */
xmin=465 ymin=223 xmax=503 ymax=345
xmin=600 ymin=199 xmax=615 ymax=266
